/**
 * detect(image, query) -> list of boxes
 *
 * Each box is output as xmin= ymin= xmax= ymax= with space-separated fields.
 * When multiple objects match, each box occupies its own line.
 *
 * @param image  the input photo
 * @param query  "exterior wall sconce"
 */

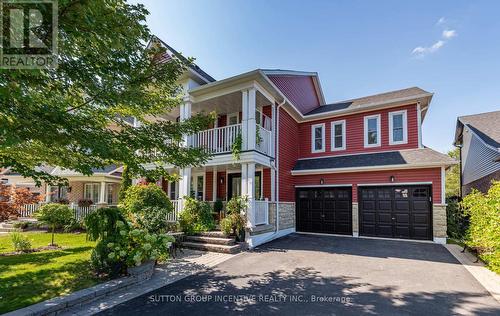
xmin=219 ymin=177 xmax=224 ymax=185
xmin=320 ymin=178 xmax=324 ymax=185
xmin=67 ymin=186 xmax=72 ymax=193
xmin=390 ymin=175 xmax=395 ymax=183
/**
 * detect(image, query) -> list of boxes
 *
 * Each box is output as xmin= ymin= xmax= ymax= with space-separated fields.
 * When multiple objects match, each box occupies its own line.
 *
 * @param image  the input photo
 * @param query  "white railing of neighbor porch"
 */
xmin=167 ymin=200 xmax=181 ymax=222
xmin=70 ymin=203 xmax=97 ymax=220
xmin=18 ymin=203 xmax=43 ymax=217
xmin=192 ymin=124 xmax=242 ymax=154
xmin=256 ymin=125 xmax=272 ymax=156
xmin=254 ymin=199 xmax=269 ymax=226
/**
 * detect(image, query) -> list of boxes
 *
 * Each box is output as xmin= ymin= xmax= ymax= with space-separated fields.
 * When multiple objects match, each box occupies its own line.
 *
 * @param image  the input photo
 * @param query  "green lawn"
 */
xmin=0 ymin=232 xmax=98 ymax=313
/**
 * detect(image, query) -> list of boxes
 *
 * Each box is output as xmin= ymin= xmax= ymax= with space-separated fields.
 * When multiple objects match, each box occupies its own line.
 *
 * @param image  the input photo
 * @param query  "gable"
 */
xmin=267 ymin=74 xmax=321 ymax=114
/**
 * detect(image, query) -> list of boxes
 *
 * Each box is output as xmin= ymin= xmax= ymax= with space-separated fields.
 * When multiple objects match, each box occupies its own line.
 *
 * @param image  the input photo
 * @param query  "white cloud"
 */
xmin=436 ymin=17 xmax=446 ymax=25
xmin=412 ymin=40 xmax=445 ymax=56
xmin=442 ymin=29 xmax=457 ymax=39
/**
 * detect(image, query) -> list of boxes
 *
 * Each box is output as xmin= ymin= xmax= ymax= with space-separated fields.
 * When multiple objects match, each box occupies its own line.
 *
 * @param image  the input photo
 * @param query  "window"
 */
xmin=106 ymin=184 xmax=114 ymax=204
xmin=84 ymin=183 xmax=100 ymax=203
xmin=227 ymin=113 xmax=239 ymax=125
xmin=255 ymin=109 xmax=262 ymax=126
xmin=331 ymin=120 xmax=346 ymax=151
xmin=311 ymin=123 xmax=325 ymax=153
xmin=364 ymin=114 xmax=381 ymax=147
xmin=49 ymin=186 xmax=68 ymax=202
xmin=389 ymin=110 xmax=408 ymax=145
xmin=255 ymin=172 xmax=262 ymax=200
xmin=169 ymin=182 xmax=177 ymax=200
xmin=394 ymin=188 xmax=409 ymax=199
xmin=190 ymin=175 xmax=204 ymax=200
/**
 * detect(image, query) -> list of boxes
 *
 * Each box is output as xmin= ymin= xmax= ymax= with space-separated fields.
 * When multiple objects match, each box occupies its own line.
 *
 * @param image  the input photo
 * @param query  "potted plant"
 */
xmin=220 ymin=196 xmax=247 ymax=241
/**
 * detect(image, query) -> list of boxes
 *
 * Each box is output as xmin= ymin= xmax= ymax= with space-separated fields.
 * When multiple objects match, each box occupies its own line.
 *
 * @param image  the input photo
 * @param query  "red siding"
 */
xmin=217 ymin=172 xmax=226 ymax=200
xmin=262 ymin=105 xmax=272 ymax=118
xmin=263 ymin=167 xmax=271 ymax=200
xmin=278 ymin=107 xmax=300 ymax=202
xmin=299 ymin=104 xmax=419 ymax=159
xmin=205 ymin=171 xmax=213 ymax=201
xmin=268 ymin=75 xmax=320 ymax=114
xmin=218 ymin=115 xmax=227 ymax=127
xmin=294 ymin=167 xmax=442 ymax=203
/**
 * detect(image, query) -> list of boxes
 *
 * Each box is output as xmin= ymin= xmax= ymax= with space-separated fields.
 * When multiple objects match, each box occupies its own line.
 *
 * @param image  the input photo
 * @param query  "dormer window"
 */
xmin=389 ymin=110 xmax=408 ymax=145
xmin=364 ymin=114 xmax=381 ymax=147
xmin=311 ymin=123 xmax=325 ymax=153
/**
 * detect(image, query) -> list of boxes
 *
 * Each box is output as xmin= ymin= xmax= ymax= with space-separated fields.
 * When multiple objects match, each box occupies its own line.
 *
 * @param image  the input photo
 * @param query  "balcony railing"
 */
xmin=192 ymin=123 xmax=272 ymax=156
xmin=192 ymin=124 xmax=241 ymax=154
xmin=167 ymin=200 xmax=181 ymax=222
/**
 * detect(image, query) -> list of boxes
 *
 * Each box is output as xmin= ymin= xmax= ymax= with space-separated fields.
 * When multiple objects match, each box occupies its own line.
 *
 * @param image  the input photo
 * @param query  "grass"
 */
xmin=0 ymin=232 xmax=98 ymax=313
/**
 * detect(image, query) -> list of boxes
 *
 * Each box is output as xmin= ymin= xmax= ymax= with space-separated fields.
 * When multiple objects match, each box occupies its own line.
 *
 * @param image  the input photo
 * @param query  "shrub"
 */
xmin=131 ymin=205 xmax=173 ymax=234
xmin=446 ymin=197 xmax=468 ymax=240
xmin=64 ymin=217 xmax=85 ymax=232
xmin=90 ymin=235 xmax=125 ymax=277
xmin=10 ymin=232 xmax=32 ymax=252
xmin=461 ymin=181 xmax=500 ymax=273
xmin=213 ymin=200 xmax=224 ymax=213
xmin=85 ymin=207 xmax=128 ymax=241
xmin=119 ymin=165 xmax=132 ymax=202
xmin=226 ymin=196 xmax=248 ymax=215
xmin=178 ymin=197 xmax=216 ymax=234
xmin=220 ymin=212 xmax=246 ymax=241
xmin=36 ymin=203 xmax=73 ymax=245
xmin=123 ymin=184 xmax=170 ymax=213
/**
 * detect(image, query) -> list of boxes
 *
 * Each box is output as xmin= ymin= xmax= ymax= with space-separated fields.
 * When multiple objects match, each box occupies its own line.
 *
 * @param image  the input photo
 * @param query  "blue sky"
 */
xmin=138 ymin=0 xmax=500 ymax=153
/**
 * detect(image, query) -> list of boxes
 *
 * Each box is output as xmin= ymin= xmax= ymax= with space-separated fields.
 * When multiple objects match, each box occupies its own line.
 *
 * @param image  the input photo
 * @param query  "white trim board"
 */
xmin=291 ymin=163 xmax=449 ymax=175
xmin=295 ymin=184 xmax=353 ymax=188
xmin=357 ymin=182 xmax=432 ymax=186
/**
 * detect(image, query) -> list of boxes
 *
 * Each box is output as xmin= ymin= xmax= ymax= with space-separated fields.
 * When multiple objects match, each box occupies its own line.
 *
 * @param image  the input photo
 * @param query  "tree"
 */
xmin=0 ymin=0 xmax=213 ymax=186
xmin=36 ymin=203 xmax=74 ymax=246
xmin=119 ymin=165 xmax=132 ymax=202
xmin=0 ymin=184 xmax=43 ymax=221
xmin=445 ymin=148 xmax=460 ymax=198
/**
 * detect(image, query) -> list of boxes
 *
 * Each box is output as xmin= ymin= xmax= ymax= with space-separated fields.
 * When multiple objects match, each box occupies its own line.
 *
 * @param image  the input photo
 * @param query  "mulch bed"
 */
xmin=0 ymin=245 xmax=63 ymax=256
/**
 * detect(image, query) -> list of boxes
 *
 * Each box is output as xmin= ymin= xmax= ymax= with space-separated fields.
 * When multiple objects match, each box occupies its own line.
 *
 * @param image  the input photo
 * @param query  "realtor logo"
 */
xmin=0 ymin=0 xmax=58 ymax=69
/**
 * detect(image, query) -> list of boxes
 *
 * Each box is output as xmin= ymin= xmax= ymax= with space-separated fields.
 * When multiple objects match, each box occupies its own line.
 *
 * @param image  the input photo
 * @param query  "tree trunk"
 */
xmin=51 ymin=225 xmax=55 ymax=246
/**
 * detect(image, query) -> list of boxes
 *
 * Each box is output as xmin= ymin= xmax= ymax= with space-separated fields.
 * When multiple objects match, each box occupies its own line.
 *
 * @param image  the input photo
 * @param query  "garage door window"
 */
xmin=413 ymin=188 xmax=428 ymax=197
xmin=394 ymin=188 xmax=409 ymax=198
xmin=377 ymin=189 xmax=391 ymax=199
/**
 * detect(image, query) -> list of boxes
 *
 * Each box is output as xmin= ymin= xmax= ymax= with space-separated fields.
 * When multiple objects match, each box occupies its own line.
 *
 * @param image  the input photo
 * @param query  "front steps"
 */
xmin=0 ymin=222 xmax=16 ymax=232
xmin=181 ymin=231 xmax=244 ymax=254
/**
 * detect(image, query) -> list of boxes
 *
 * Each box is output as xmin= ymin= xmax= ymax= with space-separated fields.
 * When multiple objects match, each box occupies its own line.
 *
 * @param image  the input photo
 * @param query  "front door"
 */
xmin=227 ymin=173 xmax=241 ymax=199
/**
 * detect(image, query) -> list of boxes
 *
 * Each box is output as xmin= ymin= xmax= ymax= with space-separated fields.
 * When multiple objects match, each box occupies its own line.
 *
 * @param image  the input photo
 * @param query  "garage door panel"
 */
xmin=360 ymin=186 xmax=431 ymax=240
xmin=296 ymin=188 xmax=352 ymax=235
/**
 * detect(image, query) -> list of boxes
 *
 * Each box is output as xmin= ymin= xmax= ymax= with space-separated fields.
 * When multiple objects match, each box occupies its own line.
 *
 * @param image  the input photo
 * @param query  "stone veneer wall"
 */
xmin=250 ymin=202 xmax=295 ymax=236
xmin=352 ymin=202 xmax=359 ymax=236
xmin=432 ymin=204 xmax=447 ymax=238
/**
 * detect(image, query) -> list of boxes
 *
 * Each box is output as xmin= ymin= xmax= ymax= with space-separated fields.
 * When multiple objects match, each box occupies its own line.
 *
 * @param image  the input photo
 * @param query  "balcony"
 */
xmin=192 ymin=121 xmax=272 ymax=156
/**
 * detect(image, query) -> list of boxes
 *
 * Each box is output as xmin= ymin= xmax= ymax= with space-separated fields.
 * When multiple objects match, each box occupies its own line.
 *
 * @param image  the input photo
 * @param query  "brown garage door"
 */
xmin=359 ymin=185 xmax=432 ymax=240
xmin=296 ymin=187 xmax=352 ymax=235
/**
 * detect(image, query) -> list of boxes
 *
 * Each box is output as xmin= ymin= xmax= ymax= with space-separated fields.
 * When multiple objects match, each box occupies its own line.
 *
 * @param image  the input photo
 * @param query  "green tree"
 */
xmin=119 ymin=165 xmax=132 ymax=202
xmin=0 ymin=0 xmax=213 ymax=186
xmin=445 ymin=148 xmax=461 ymax=198
xmin=36 ymin=203 xmax=74 ymax=246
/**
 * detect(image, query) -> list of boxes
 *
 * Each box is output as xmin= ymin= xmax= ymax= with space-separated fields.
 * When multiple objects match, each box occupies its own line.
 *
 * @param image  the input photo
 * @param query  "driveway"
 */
xmin=100 ymin=234 xmax=500 ymax=315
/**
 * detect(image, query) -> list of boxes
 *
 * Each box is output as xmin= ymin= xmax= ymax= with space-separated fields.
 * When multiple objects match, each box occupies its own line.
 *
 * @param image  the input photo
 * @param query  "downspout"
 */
xmin=274 ymin=99 xmax=286 ymax=233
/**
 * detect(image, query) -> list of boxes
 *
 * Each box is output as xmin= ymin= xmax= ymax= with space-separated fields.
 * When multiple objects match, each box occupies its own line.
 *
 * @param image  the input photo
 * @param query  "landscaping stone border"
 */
xmin=4 ymin=275 xmax=141 ymax=316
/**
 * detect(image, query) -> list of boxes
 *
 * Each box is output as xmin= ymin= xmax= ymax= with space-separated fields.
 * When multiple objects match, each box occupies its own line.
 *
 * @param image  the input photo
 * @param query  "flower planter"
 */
xmin=127 ymin=260 xmax=155 ymax=281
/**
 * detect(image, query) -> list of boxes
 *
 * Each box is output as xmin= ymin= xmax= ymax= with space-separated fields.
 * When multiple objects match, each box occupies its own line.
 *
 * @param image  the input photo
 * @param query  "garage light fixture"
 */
xmin=320 ymin=178 xmax=324 ymax=185
xmin=390 ymin=175 xmax=395 ymax=183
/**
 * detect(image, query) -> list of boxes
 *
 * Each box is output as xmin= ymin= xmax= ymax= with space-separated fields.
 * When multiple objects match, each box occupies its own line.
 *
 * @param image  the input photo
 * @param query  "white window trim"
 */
xmin=331 ymin=120 xmax=346 ymax=151
xmin=364 ymin=114 xmax=381 ymax=148
xmin=227 ymin=112 xmax=239 ymax=125
xmin=389 ymin=110 xmax=408 ymax=145
xmin=311 ymin=123 xmax=325 ymax=153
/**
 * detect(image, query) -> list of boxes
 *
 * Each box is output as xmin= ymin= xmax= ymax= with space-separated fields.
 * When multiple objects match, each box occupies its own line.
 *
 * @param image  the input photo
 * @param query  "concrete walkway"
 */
xmin=62 ymin=249 xmax=238 ymax=315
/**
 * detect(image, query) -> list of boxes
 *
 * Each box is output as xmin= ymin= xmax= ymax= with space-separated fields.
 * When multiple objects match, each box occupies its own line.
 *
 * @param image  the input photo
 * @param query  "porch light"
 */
xmin=67 ymin=187 xmax=72 ymax=193
xmin=390 ymin=175 xmax=395 ymax=183
xmin=219 ymin=176 xmax=224 ymax=185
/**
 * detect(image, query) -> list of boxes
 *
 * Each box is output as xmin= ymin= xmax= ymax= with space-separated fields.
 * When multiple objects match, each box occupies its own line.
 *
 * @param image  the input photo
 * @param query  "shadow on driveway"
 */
xmin=99 ymin=234 xmax=500 ymax=316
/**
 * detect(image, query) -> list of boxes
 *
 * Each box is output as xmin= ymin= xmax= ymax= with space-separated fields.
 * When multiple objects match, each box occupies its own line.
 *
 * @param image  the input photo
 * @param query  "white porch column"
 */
xmin=45 ymin=184 xmax=51 ymax=202
xmin=247 ymin=88 xmax=257 ymax=151
xmin=244 ymin=162 xmax=256 ymax=227
xmin=270 ymin=167 xmax=276 ymax=202
xmin=179 ymin=167 xmax=191 ymax=200
xmin=241 ymin=163 xmax=248 ymax=196
xmin=212 ymin=166 xmax=217 ymax=201
xmin=98 ymin=181 xmax=107 ymax=206
xmin=181 ymin=97 xmax=192 ymax=147
xmin=241 ymin=90 xmax=249 ymax=150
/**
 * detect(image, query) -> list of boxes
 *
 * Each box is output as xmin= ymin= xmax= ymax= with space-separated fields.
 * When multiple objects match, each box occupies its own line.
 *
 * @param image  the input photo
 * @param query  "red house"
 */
xmin=148 ymin=38 xmax=456 ymax=247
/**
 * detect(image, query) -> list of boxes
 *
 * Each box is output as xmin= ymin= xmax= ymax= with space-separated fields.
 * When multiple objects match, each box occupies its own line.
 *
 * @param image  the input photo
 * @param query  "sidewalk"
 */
xmin=62 ymin=249 xmax=238 ymax=315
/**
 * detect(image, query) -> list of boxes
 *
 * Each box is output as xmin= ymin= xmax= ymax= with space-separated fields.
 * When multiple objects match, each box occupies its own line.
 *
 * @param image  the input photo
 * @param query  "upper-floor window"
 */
xmin=311 ymin=123 xmax=325 ymax=153
xmin=331 ymin=120 xmax=346 ymax=151
xmin=364 ymin=114 xmax=381 ymax=147
xmin=389 ymin=110 xmax=407 ymax=145
xmin=227 ymin=112 xmax=239 ymax=125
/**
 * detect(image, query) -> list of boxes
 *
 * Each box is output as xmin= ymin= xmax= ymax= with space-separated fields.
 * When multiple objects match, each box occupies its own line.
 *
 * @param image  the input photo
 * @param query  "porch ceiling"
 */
xmin=192 ymin=90 xmax=271 ymax=116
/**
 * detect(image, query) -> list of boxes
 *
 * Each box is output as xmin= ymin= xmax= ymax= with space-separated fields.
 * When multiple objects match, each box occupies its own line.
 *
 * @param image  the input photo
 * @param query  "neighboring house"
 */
xmin=147 ymin=37 xmax=456 ymax=246
xmin=0 ymin=165 xmax=122 ymax=206
xmin=453 ymin=111 xmax=500 ymax=195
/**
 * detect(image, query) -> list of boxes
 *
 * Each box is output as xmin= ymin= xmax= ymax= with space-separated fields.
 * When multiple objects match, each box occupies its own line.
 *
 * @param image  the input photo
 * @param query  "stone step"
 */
xmin=0 ymin=223 xmax=14 ymax=228
xmin=181 ymin=241 xmax=243 ymax=254
xmin=185 ymin=235 xmax=235 ymax=245
xmin=0 ymin=227 xmax=16 ymax=232
xmin=197 ymin=231 xmax=228 ymax=238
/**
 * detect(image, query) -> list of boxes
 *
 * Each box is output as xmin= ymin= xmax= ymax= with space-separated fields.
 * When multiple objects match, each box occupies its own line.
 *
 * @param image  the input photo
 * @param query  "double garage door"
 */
xmin=296 ymin=185 xmax=432 ymax=240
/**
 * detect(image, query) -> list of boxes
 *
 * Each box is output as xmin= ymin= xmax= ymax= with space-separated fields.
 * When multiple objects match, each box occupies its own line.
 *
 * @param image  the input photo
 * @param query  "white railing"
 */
xmin=70 ymin=204 xmax=97 ymax=220
xmin=192 ymin=124 xmax=241 ymax=154
xmin=18 ymin=203 xmax=43 ymax=217
xmin=256 ymin=125 xmax=272 ymax=156
xmin=254 ymin=199 xmax=269 ymax=226
xmin=167 ymin=200 xmax=181 ymax=222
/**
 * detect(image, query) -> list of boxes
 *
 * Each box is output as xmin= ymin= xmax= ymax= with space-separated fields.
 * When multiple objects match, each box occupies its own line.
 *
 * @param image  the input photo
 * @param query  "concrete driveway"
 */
xmin=100 ymin=234 xmax=500 ymax=315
